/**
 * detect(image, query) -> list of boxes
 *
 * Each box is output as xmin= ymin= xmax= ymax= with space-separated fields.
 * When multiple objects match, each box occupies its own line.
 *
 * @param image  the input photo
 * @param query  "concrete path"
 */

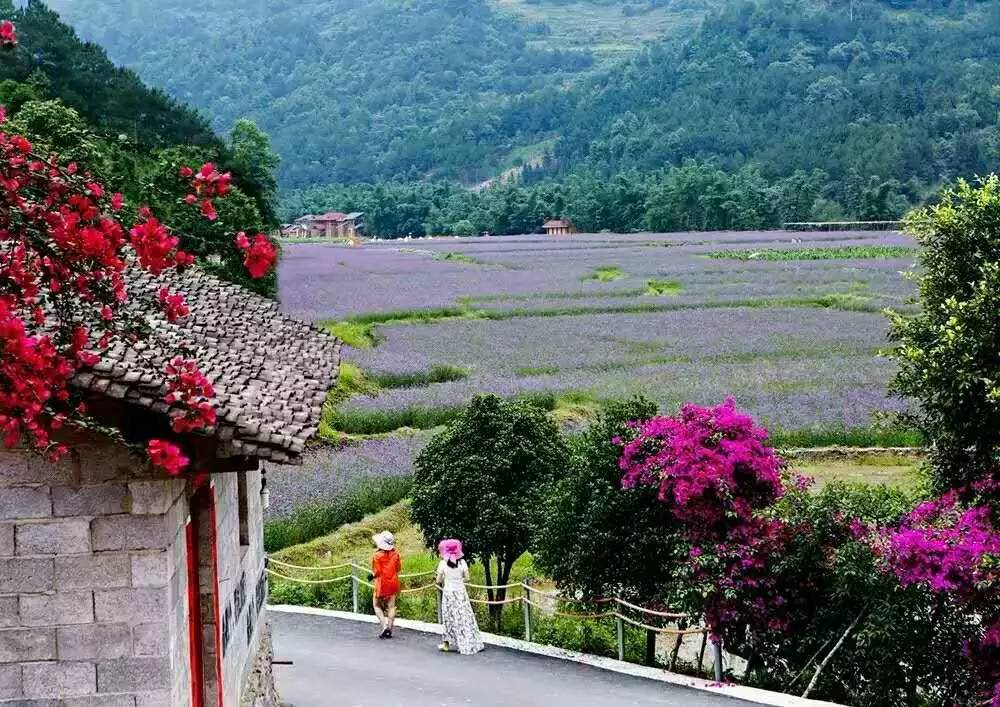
xmin=270 ymin=610 xmax=755 ymax=707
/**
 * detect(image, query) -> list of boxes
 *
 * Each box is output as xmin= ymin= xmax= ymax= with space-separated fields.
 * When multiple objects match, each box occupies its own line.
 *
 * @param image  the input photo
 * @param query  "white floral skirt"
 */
xmin=441 ymin=589 xmax=484 ymax=655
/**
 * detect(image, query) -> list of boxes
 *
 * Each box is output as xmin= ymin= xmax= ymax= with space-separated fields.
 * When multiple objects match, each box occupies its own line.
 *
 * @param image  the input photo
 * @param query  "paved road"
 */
xmin=270 ymin=611 xmax=754 ymax=707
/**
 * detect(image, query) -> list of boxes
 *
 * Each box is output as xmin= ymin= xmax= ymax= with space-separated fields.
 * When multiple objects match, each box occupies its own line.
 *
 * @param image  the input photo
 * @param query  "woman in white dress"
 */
xmin=436 ymin=539 xmax=484 ymax=655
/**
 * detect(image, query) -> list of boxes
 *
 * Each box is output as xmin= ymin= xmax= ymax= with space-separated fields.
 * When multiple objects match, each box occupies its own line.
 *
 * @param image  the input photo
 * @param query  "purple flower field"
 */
xmin=279 ymin=230 xmax=915 ymax=320
xmin=276 ymin=230 xmax=917 ymax=504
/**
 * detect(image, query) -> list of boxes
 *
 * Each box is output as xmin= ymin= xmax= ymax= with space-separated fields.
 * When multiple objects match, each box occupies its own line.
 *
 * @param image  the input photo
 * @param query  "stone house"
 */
xmin=543 ymin=219 xmax=575 ymax=236
xmin=0 ymin=269 xmax=341 ymax=706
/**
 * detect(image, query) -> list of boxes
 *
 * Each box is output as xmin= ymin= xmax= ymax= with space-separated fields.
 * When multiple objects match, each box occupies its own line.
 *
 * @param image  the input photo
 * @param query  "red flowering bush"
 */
xmin=146 ymin=439 xmax=189 ymax=476
xmin=0 ymin=20 xmax=16 ymax=46
xmin=163 ymin=357 xmax=216 ymax=434
xmin=0 ymin=21 xmax=278 ymax=475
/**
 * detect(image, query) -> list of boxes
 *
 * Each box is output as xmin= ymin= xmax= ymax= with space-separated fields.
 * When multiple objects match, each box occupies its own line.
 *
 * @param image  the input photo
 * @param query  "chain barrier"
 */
xmin=266 ymin=555 xmax=723 ymax=680
xmin=267 ymin=558 xmax=703 ymax=625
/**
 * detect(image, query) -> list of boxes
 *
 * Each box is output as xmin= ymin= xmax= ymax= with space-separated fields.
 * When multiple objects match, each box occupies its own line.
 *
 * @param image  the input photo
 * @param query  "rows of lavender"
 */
xmin=275 ymin=230 xmax=916 ymax=499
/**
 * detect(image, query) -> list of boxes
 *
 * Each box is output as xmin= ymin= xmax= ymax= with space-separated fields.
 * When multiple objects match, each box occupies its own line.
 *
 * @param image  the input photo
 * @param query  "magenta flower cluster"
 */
xmin=875 ymin=478 xmax=1000 ymax=704
xmin=619 ymin=398 xmax=792 ymax=638
xmin=885 ymin=498 xmax=998 ymax=597
xmin=619 ymin=397 xmax=784 ymax=537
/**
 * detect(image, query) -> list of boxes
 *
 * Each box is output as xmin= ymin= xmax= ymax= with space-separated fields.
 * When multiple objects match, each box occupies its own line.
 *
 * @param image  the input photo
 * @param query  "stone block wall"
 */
xmin=0 ymin=440 xmax=190 ymax=707
xmin=211 ymin=471 xmax=268 ymax=707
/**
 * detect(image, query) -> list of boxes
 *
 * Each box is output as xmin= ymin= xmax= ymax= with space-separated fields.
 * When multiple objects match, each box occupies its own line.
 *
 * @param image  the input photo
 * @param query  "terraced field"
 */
xmin=273 ymin=230 xmax=919 ymax=510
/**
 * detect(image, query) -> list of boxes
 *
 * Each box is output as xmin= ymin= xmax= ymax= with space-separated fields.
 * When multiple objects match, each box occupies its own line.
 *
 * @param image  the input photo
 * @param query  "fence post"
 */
xmin=522 ymin=585 xmax=532 ymax=642
xmin=642 ymin=629 xmax=657 ymax=666
xmin=712 ymin=639 xmax=724 ymax=682
xmin=616 ymin=615 xmax=624 ymax=662
xmin=350 ymin=563 xmax=359 ymax=614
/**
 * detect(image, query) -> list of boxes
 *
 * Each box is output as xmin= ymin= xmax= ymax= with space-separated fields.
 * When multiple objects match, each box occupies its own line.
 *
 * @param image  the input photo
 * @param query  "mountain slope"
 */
xmin=0 ymin=0 xmax=218 ymax=150
xmin=45 ymin=0 xmax=595 ymax=187
xmin=43 ymin=0 xmax=1000 ymax=201
xmin=546 ymin=0 xmax=1000 ymax=201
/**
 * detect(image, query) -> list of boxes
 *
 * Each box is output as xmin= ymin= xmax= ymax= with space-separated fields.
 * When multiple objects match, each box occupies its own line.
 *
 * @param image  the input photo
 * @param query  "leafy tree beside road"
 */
xmin=411 ymin=394 xmax=569 ymax=626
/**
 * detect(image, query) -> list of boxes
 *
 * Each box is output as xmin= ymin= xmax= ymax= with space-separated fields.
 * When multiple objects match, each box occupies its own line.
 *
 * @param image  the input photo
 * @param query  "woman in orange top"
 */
xmin=371 ymin=531 xmax=401 ymax=639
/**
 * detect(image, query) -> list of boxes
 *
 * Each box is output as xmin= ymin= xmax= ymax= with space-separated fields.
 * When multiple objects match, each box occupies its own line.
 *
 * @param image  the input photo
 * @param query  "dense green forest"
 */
xmin=0 ymin=0 xmax=282 ymax=292
xmin=45 ymin=0 xmax=593 ymax=187
xmin=26 ymin=0 xmax=1000 ymax=233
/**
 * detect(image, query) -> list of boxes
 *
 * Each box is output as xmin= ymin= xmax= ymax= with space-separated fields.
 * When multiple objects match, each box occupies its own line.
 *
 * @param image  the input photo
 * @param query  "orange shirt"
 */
xmin=372 ymin=549 xmax=401 ymax=598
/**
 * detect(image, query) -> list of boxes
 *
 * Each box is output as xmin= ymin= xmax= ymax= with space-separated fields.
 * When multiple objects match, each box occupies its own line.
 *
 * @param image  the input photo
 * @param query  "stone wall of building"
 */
xmin=212 ymin=470 xmax=269 ymax=707
xmin=0 ymin=439 xmax=189 ymax=707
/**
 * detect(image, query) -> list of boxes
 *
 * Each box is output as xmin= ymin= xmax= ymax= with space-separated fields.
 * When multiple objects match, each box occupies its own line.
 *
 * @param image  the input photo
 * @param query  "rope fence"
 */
xmin=265 ymin=557 xmax=724 ymax=680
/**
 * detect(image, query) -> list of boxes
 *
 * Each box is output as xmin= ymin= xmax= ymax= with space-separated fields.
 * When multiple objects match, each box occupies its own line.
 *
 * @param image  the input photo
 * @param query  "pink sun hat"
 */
xmin=438 ymin=538 xmax=463 ymax=562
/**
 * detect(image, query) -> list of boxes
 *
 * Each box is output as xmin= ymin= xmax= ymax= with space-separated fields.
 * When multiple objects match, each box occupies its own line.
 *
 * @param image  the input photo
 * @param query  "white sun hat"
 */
xmin=373 ymin=531 xmax=396 ymax=551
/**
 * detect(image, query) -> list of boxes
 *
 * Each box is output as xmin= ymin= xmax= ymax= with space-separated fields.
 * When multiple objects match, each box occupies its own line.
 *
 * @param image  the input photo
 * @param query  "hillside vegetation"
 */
xmin=45 ymin=0 xmax=594 ymax=187
xmin=46 ymin=0 xmax=1000 ymax=209
xmin=0 ymin=0 xmax=281 ymax=293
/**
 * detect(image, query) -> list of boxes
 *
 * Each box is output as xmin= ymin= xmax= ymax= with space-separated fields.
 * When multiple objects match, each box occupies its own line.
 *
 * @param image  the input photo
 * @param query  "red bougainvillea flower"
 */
xmin=157 ymin=288 xmax=189 ymax=323
xmin=147 ymin=439 xmax=189 ymax=476
xmin=200 ymin=198 xmax=217 ymax=221
xmin=235 ymin=233 xmax=277 ymax=279
xmin=128 ymin=215 xmax=190 ymax=274
xmin=110 ymin=192 xmax=124 ymax=211
xmin=0 ymin=20 xmax=17 ymax=47
xmin=163 ymin=356 xmax=216 ymax=434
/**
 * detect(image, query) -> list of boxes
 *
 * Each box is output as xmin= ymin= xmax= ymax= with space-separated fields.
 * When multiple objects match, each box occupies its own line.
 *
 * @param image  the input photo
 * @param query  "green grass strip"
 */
xmin=707 ymin=246 xmax=915 ymax=261
xmin=369 ymin=364 xmax=468 ymax=389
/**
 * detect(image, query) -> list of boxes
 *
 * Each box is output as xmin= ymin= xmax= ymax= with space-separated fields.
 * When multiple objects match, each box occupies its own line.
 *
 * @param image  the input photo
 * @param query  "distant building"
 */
xmin=543 ymin=218 xmax=575 ymax=236
xmin=284 ymin=212 xmax=366 ymax=239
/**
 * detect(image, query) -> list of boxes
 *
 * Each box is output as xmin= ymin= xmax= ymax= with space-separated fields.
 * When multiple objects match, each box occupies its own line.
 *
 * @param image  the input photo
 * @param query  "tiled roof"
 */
xmin=543 ymin=219 xmax=570 ymax=228
xmin=73 ymin=268 xmax=341 ymax=464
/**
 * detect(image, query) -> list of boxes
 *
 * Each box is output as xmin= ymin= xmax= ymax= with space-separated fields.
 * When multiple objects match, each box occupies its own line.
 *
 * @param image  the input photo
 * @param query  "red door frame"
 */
xmin=185 ymin=516 xmax=204 ymax=707
xmin=187 ymin=479 xmax=225 ymax=707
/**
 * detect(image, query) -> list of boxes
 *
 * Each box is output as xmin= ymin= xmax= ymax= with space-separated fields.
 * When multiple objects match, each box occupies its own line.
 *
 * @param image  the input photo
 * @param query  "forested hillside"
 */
xmin=36 ymin=0 xmax=1000 ymax=230
xmin=45 ymin=0 xmax=594 ymax=187
xmin=0 ymin=0 xmax=282 ymax=293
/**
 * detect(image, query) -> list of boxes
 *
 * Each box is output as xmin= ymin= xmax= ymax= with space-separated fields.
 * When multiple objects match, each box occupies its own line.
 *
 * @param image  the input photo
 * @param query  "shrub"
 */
xmin=889 ymin=176 xmax=1000 ymax=489
xmin=534 ymin=397 xmax=685 ymax=604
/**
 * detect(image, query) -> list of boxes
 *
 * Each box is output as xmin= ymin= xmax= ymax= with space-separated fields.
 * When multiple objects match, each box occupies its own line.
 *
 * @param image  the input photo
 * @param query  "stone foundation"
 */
xmin=239 ymin=623 xmax=280 ymax=707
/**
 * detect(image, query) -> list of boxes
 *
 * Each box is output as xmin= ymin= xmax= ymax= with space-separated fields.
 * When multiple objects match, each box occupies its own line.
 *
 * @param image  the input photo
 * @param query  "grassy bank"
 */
xmin=264 ymin=475 xmax=413 ymax=552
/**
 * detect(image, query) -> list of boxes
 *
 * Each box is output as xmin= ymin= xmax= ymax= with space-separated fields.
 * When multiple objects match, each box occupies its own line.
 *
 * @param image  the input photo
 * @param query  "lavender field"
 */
xmin=272 ymin=230 xmax=917 ymax=512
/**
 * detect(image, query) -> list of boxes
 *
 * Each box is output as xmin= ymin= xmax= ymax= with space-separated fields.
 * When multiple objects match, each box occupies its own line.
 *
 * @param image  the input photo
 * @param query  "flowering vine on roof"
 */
xmin=0 ymin=20 xmax=278 ymax=476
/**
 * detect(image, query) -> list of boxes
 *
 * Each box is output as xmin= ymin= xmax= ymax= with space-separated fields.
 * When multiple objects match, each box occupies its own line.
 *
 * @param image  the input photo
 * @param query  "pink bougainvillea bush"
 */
xmin=0 ymin=21 xmax=277 ymax=476
xmin=619 ymin=399 xmax=803 ymax=643
xmin=867 ymin=475 xmax=1000 ymax=704
xmin=619 ymin=399 xmax=995 ymax=703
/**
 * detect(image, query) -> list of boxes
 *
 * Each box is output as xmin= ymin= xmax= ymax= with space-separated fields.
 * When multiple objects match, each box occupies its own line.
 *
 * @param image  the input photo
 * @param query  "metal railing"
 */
xmin=265 ymin=556 xmax=724 ymax=680
xmin=783 ymin=220 xmax=902 ymax=231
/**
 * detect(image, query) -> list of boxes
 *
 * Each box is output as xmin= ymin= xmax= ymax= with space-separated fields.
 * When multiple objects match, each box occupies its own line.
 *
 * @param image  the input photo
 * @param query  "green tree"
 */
xmin=140 ymin=146 xmax=275 ymax=296
xmin=888 ymin=175 xmax=1000 ymax=489
xmin=229 ymin=118 xmax=281 ymax=225
xmin=6 ymin=99 xmax=107 ymax=173
xmin=410 ymin=394 xmax=569 ymax=625
xmin=533 ymin=397 xmax=684 ymax=603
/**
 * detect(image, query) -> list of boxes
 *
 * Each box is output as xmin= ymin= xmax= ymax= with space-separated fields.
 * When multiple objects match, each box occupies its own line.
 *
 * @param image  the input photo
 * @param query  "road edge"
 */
xmin=268 ymin=605 xmax=843 ymax=707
